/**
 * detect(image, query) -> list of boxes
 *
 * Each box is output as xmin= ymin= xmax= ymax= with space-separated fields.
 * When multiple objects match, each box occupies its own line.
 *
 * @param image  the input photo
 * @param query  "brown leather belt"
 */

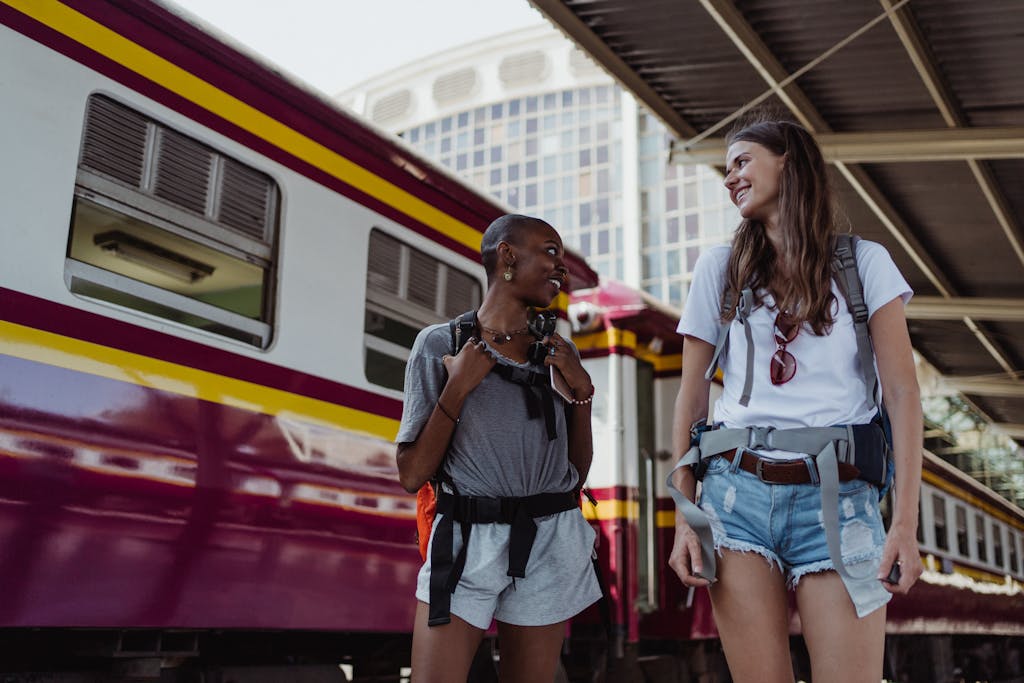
xmin=717 ymin=449 xmax=860 ymax=485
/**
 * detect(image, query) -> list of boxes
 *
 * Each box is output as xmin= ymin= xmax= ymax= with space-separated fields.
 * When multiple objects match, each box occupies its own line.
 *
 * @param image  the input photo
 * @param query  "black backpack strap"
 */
xmin=450 ymin=310 xmax=478 ymax=355
xmin=832 ymin=234 xmax=878 ymax=410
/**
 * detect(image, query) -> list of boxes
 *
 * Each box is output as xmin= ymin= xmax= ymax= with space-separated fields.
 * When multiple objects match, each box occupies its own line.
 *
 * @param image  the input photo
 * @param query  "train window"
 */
xmin=992 ymin=522 xmax=1004 ymax=568
xmin=975 ymin=514 xmax=987 ymax=562
xmin=65 ymin=95 xmax=278 ymax=347
xmin=364 ymin=229 xmax=481 ymax=391
xmin=955 ymin=505 xmax=969 ymax=556
xmin=932 ymin=494 xmax=948 ymax=551
xmin=1010 ymin=532 xmax=1020 ymax=575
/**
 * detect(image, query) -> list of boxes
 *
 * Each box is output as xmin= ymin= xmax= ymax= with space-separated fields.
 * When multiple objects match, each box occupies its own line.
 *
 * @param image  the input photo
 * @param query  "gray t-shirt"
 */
xmin=396 ymin=323 xmax=580 ymax=498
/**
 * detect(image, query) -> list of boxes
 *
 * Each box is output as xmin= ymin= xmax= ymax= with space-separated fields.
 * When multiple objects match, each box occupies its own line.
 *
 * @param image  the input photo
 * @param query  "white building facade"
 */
xmin=338 ymin=25 xmax=739 ymax=307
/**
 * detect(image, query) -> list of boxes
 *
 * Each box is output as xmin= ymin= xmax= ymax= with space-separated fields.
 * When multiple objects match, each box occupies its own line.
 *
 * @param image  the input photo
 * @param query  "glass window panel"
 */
xmin=579 ymin=126 xmax=591 ymax=145
xmin=526 ymin=96 xmax=538 ymax=113
xmin=579 ymin=232 xmax=591 ymax=256
xmin=409 ymin=128 xmax=420 ymax=143
xmin=579 ymin=149 xmax=591 ymax=167
xmin=543 ymin=114 xmax=557 ymax=131
xmin=665 ymin=186 xmax=679 ymax=212
xmin=933 ymin=495 xmax=948 ymax=551
xmin=667 ymin=216 xmax=680 ymax=243
xmin=596 ymin=145 xmax=609 ymax=164
xmin=508 ymin=164 xmax=520 ymax=182
xmin=526 ymin=138 xmax=538 ymax=156
xmin=526 ymin=118 xmax=539 ymax=134
xmin=525 ymin=160 xmax=538 ymax=178
xmin=456 ymin=132 xmax=469 ymax=150
xmin=509 ymin=99 xmax=521 ymax=116
xmin=473 ymin=107 xmax=486 ymax=123
xmin=457 ymin=112 xmax=469 ymax=128
xmin=525 ymin=183 xmax=537 ymax=207
xmin=456 ymin=153 xmax=468 ymax=171
xmin=490 ymin=123 xmax=505 ymax=144
xmin=473 ymin=128 xmax=485 ymax=145
xmin=473 ymin=150 xmax=485 ymax=167
xmin=543 ymin=155 xmax=557 ymax=175
xmin=490 ymin=146 xmax=502 ymax=163
xmin=543 ymin=179 xmax=557 ymax=204
xmin=579 ymin=88 xmax=591 ymax=106
xmin=491 ymin=103 xmax=504 ymax=119
xmin=441 ymin=117 xmax=452 ymax=133
xmin=667 ymin=248 xmax=681 ymax=276
xmin=508 ymin=120 xmax=520 ymax=138
xmin=562 ymin=90 xmax=573 ymax=107
xmin=440 ymin=138 xmax=452 ymax=154
xmin=597 ymin=229 xmax=609 ymax=254
xmin=976 ymin=515 xmax=987 ymax=561
xmin=579 ymin=171 xmax=592 ymax=197
xmin=596 ymin=198 xmax=609 ymax=224
xmin=562 ymin=176 xmax=575 ymax=201
xmin=685 ymin=214 xmax=699 ymax=240
xmin=490 ymin=168 xmax=502 ymax=186
xmin=580 ymin=203 xmax=592 ymax=227
xmin=543 ymin=93 xmax=557 ymax=110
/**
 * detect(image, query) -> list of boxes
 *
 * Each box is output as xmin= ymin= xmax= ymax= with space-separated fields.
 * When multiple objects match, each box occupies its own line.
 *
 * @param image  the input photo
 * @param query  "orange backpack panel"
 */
xmin=415 ymin=481 xmax=436 ymax=560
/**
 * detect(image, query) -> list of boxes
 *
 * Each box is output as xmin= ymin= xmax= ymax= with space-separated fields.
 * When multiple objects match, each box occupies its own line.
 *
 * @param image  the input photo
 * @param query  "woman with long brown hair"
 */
xmin=669 ymin=119 xmax=923 ymax=682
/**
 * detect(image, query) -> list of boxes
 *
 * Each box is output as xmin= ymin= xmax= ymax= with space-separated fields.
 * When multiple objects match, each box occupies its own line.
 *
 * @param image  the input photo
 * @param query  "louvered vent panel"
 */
xmin=80 ymin=96 xmax=148 ymax=187
xmin=499 ymin=51 xmax=548 ymax=85
xmin=371 ymin=89 xmax=413 ymax=124
xmin=433 ymin=68 xmax=477 ymax=104
xmin=569 ymin=48 xmax=600 ymax=75
xmin=153 ymin=128 xmax=212 ymax=215
xmin=367 ymin=231 xmax=402 ymax=296
xmin=406 ymin=249 xmax=439 ymax=311
xmin=218 ymin=158 xmax=272 ymax=241
xmin=444 ymin=267 xmax=480 ymax=319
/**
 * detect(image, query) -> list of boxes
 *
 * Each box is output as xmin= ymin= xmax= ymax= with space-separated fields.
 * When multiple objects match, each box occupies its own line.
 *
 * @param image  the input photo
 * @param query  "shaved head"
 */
xmin=480 ymin=214 xmax=549 ymax=280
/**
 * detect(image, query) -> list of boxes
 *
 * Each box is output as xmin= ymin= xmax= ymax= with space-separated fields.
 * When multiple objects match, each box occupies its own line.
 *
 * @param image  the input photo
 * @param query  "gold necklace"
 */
xmin=479 ymin=322 xmax=529 ymax=345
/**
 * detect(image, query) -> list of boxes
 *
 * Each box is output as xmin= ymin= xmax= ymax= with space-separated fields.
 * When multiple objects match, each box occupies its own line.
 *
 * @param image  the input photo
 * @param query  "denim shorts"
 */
xmin=698 ymin=453 xmax=892 ymax=616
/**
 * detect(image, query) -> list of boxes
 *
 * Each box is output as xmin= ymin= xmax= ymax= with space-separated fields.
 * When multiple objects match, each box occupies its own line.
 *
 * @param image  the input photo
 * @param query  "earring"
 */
xmin=503 ymin=264 xmax=513 ymax=281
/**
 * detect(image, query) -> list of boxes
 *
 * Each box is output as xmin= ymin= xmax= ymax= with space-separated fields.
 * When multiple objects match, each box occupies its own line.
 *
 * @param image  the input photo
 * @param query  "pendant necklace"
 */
xmin=479 ymin=322 xmax=529 ymax=345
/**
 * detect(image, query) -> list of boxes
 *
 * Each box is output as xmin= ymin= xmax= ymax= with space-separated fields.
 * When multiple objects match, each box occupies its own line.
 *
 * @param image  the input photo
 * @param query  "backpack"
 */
xmin=415 ymin=312 xmax=476 ymax=560
xmin=704 ymin=233 xmax=893 ymax=490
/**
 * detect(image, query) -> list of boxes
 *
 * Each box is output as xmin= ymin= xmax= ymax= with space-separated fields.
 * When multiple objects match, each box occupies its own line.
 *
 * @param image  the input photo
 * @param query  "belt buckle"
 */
xmin=748 ymin=426 xmax=774 ymax=450
xmin=754 ymin=456 xmax=773 ymax=483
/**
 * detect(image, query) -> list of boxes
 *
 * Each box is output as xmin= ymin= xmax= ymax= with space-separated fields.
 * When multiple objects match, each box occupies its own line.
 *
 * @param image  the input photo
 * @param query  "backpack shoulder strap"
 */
xmin=449 ymin=310 xmax=478 ymax=354
xmin=704 ymin=288 xmax=737 ymax=382
xmin=832 ymin=234 xmax=878 ymax=410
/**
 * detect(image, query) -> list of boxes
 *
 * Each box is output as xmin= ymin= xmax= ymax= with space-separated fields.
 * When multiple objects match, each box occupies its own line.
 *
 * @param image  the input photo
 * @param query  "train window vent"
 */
xmin=406 ymin=249 xmax=440 ymax=311
xmin=81 ymin=95 xmax=275 ymax=246
xmin=218 ymin=158 xmax=273 ymax=241
xmin=153 ymin=128 xmax=213 ymax=215
xmin=80 ymin=96 xmax=149 ymax=187
xmin=499 ymin=50 xmax=549 ymax=86
xmin=445 ymin=267 xmax=481 ymax=318
xmin=367 ymin=231 xmax=403 ymax=296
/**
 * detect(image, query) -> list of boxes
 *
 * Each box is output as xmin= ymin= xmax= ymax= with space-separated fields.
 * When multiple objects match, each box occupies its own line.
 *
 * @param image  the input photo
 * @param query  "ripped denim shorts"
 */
xmin=698 ymin=453 xmax=892 ymax=615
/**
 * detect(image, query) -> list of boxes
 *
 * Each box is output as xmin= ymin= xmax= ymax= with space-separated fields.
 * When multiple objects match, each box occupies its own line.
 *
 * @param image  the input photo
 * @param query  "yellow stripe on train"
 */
xmin=0 ymin=320 xmax=399 ymax=440
xmin=574 ymin=328 xmax=682 ymax=373
xmin=5 ymin=0 xmax=482 ymax=252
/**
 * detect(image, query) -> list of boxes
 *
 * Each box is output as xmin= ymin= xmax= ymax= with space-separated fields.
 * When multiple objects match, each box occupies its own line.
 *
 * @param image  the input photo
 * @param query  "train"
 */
xmin=1 ymin=1 xmax=1022 ymax=681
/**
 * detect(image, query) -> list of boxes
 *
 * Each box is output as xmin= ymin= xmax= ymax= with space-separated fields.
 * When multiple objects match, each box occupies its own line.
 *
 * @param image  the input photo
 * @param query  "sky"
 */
xmin=171 ymin=0 xmax=547 ymax=96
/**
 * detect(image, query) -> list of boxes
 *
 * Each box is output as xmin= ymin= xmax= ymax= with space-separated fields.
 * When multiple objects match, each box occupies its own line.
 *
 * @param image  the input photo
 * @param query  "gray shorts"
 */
xmin=415 ymin=508 xmax=602 ymax=630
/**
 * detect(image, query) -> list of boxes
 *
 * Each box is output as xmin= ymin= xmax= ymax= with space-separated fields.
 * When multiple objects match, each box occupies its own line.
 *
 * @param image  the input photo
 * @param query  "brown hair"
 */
xmin=722 ymin=119 xmax=838 ymax=335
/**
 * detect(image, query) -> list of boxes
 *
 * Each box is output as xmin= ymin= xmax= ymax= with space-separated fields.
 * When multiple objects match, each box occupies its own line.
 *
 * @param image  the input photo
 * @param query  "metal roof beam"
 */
xmin=698 ymin=0 xmax=1020 ymax=382
xmin=528 ymin=0 xmax=699 ymax=139
xmin=670 ymin=127 xmax=1024 ymax=165
xmin=907 ymin=297 xmax=1024 ymax=323
xmin=881 ymin=0 xmax=1024 ymax=272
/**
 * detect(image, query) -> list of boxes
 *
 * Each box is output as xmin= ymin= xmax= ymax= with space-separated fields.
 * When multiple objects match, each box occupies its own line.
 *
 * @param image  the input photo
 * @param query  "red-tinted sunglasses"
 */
xmin=771 ymin=312 xmax=800 ymax=385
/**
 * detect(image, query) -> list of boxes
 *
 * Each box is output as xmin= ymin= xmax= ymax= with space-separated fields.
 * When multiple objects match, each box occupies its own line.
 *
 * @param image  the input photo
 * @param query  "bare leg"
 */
xmin=411 ymin=601 xmax=486 ymax=683
xmin=495 ymin=620 xmax=566 ymax=683
xmin=709 ymin=550 xmax=794 ymax=683
xmin=795 ymin=571 xmax=886 ymax=683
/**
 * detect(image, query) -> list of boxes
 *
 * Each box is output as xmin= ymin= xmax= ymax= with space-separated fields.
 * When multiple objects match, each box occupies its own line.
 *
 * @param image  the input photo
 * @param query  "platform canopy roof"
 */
xmin=532 ymin=0 xmax=1024 ymax=443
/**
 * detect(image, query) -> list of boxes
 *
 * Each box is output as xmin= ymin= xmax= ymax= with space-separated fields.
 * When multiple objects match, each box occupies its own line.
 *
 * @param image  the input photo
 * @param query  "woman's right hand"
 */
xmin=669 ymin=516 xmax=712 ymax=587
xmin=442 ymin=337 xmax=496 ymax=394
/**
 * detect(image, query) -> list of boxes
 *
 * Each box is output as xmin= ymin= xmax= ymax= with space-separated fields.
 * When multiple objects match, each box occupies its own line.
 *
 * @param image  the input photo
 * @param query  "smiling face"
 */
xmin=724 ymin=140 xmax=786 ymax=228
xmin=504 ymin=220 xmax=568 ymax=307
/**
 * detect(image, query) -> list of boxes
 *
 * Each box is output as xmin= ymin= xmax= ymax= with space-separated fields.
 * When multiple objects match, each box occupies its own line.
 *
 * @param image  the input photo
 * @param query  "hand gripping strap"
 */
xmin=665 ymin=447 xmax=718 ymax=583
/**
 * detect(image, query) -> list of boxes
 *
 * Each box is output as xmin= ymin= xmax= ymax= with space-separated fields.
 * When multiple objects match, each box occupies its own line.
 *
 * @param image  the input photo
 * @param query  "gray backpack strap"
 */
xmin=704 ymin=288 xmax=736 ymax=381
xmin=735 ymin=289 xmax=756 ymax=407
xmin=832 ymin=234 xmax=877 ymax=410
xmin=666 ymin=448 xmax=718 ymax=583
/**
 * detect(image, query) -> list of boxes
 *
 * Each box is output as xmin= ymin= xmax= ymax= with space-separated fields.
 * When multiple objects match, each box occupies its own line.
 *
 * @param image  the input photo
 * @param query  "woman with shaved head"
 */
xmin=396 ymin=214 xmax=600 ymax=681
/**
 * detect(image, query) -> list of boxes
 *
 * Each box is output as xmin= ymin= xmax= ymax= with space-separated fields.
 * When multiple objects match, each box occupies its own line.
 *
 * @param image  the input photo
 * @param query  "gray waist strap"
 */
xmin=667 ymin=437 xmax=873 ymax=601
xmin=700 ymin=425 xmax=852 ymax=460
xmin=665 ymin=446 xmax=717 ymax=583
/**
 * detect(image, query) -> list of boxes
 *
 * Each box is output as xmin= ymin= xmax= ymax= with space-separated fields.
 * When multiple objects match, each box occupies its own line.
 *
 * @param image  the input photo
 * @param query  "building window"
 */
xmin=932 ymin=494 xmax=948 ymax=551
xmin=976 ymin=514 xmax=987 ymax=562
xmin=992 ymin=522 xmax=1004 ymax=568
xmin=955 ymin=506 xmax=969 ymax=556
xmin=364 ymin=229 xmax=481 ymax=391
xmin=67 ymin=95 xmax=278 ymax=347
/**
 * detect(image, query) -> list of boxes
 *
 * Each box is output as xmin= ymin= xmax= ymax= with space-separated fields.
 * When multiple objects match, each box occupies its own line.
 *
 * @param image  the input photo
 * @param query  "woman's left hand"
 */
xmin=543 ymin=333 xmax=593 ymax=400
xmin=877 ymin=520 xmax=923 ymax=594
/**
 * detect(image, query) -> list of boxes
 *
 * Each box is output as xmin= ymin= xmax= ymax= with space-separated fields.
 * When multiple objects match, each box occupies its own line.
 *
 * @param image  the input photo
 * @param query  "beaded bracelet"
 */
xmin=436 ymin=401 xmax=460 ymax=424
xmin=568 ymin=390 xmax=595 ymax=406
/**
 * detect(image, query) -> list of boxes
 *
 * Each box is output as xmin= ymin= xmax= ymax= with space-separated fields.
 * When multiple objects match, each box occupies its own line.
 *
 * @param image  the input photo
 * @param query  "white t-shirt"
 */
xmin=678 ymin=240 xmax=912 ymax=460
